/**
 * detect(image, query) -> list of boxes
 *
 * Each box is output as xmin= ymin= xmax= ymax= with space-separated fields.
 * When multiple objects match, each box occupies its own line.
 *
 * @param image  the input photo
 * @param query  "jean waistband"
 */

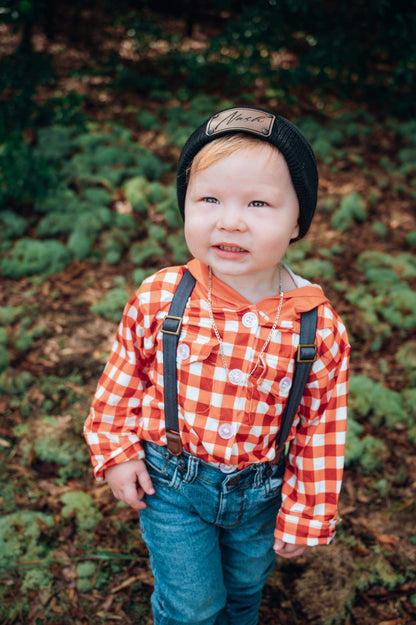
xmin=143 ymin=441 xmax=285 ymax=489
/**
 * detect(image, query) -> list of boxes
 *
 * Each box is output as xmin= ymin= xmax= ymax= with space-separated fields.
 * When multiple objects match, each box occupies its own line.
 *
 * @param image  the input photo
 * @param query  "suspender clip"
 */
xmin=161 ymin=315 xmax=183 ymax=336
xmin=296 ymin=343 xmax=318 ymax=363
xmin=166 ymin=431 xmax=183 ymax=456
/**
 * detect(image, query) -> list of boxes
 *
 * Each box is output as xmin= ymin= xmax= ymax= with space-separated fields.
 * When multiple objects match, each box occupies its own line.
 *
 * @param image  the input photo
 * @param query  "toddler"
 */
xmin=84 ymin=106 xmax=350 ymax=625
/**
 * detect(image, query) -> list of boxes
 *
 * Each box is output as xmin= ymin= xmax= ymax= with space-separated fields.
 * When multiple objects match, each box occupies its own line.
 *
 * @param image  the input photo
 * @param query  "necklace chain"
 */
xmin=207 ymin=266 xmax=284 ymax=382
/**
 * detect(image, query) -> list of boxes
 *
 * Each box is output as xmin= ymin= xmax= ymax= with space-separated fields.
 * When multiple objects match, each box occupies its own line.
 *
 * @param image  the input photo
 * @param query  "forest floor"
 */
xmin=1 ymin=10 xmax=416 ymax=625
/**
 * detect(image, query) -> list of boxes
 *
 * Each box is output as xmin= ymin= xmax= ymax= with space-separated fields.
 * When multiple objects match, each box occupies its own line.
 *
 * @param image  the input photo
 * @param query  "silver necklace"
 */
xmin=207 ymin=266 xmax=284 ymax=383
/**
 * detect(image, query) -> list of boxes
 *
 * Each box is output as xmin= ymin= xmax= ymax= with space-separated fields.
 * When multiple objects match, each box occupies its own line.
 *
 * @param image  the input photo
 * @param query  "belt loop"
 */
xmin=253 ymin=464 xmax=262 ymax=488
xmin=183 ymin=454 xmax=199 ymax=483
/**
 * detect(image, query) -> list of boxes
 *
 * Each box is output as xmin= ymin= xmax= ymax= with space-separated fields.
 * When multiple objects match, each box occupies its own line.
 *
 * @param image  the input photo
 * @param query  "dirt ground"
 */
xmin=1 ymin=10 xmax=416 ymax=625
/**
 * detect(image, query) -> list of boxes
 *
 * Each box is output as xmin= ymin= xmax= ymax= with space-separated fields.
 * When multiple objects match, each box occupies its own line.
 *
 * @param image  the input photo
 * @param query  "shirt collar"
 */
xmin=186 ymin=258 xmax=329 ymax=317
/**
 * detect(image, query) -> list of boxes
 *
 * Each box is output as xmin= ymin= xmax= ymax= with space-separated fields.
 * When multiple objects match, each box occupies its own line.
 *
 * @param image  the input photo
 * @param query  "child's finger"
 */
xmin=122 ymin=482 xmax=147 ymax=510
xmin=136 ymin=465 xmax=155 ymax=495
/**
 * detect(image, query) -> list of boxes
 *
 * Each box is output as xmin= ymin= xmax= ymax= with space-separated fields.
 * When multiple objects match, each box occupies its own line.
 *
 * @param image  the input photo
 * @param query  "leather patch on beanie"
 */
xmin=206 ymin=108 xmax=275 ymax=138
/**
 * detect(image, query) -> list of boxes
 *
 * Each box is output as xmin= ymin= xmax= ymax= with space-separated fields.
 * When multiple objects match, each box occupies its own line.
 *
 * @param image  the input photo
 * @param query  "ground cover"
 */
xmin=0 ymin=10 xmax=415 ymax=625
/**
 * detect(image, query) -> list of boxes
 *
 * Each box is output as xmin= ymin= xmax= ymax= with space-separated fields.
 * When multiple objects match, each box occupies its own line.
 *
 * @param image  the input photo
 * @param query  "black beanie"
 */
xmin=176 ymin=106 xmax=318 ymax=240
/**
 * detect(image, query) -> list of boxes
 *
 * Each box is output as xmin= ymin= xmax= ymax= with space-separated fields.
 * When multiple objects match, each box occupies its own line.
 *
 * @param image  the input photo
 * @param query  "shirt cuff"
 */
xmin=93 ymin=444 xmax=146 ymax=481
xmin=274 ymin=510 xmax=338 ymax=546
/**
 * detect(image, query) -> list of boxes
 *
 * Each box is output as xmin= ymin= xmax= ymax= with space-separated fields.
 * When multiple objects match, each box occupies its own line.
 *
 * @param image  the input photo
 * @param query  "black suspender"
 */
xmin=272 ymin=306 xmax=318 ymax=464
xmin=161 ymin=269 xmax=196 ymax=456
xmin=161 ymin=269 xmax=317 ymax=461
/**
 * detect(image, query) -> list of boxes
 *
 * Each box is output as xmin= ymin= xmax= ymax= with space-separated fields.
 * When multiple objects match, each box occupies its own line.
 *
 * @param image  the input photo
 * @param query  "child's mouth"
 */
xmin=217 ymin=245 xmax=247 ymax=253
xmin=214 ymin=244 xmax=248 ymax=258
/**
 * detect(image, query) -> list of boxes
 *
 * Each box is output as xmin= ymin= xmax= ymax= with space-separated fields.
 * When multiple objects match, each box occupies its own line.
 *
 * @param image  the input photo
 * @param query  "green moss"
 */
xmin=129 ymin=239 xmax=165 ymax=265
xmin=14 ymin=413 xmax=87 ymax=479
xmin=1 ymin=238 xmax=72 ymax=278
xmin=167 ymin=231 xmax=190 ymax=264
xmin=396 ymin=342 xmax=416 ymax=371
xmin=34 ymin=187 xmax=79 ymax=214
xmin=80 ymin=186 xmax=112 ymax=205
xmin=406 ymin=230 xmax=416 ymax=247
xmin=331 ymin=193 xmax=366 ymax=232
xmin=0 ymin=510 xmax=54 ymax=568
xmin=371 ymin=221 xmax=387 ymax=238
xmin=36 ymin=211 xmax=78 ymax=236
xmin=60 ymin=491 xmax=102 ymax=532
xmin=77 ymin=561 xmax=97 ymax=591
xmin=0 ymin=325 xmax=10 ymax=372
xmin=147 ymin=222 xmax=168 ymax=243
xmin=0 ymin=305 xmax=24 ymax=325
xmin=67 ymin=208 xmax=114 ymax=260
xmin=137 ymin=110 xmax=160 ymax=130
xmin=13 ymin=321 xmax=45 ymax=352
xmin=90 ymin=287 xmax=129 ymax=321
xmin=131 ymin=267 xmax=157 ymax=286
xmin=148 ymin=181 xmax=167 ymax=203
xmin=349 ymin=376 xmax=407 ymax=429
xmin=124 ymin=176 xmax=150 ymax=213
xmin=100 ymin=226 xmax=134 ymax=265
xmin=291 ymin=259 xmax=336 ymax=282
xmin=155 ymin=191 xmax=182 ymax=227
xmin=359 ymin=437 xmax=389 ymax=472
xmin=33 ymin=431 xmax=87 ymax=478
xmin=356 ymin=550 xmax=405 ymax=592
xmin=283 ymin=240 xmax=312 ymax=263
xmin=0 ymin=368 xmax=33 ymax=395
xmin=0 ymin=210 xmax=28 ymax=240
xmin=21 ymin=568 xmax=53 ymax=593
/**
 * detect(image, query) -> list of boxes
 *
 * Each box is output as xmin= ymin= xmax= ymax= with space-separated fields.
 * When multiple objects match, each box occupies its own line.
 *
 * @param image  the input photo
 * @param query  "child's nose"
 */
xmin=217 ymin=203 xmax=246 ymax=231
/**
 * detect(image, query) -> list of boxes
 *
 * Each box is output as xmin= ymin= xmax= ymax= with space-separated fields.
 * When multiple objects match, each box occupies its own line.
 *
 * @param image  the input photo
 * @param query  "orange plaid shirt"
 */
xmin=85 ymin=259 xmax=350 ymax=545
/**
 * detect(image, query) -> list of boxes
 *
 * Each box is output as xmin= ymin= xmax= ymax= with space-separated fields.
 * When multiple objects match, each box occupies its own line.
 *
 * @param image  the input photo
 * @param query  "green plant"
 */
xmin=1 ymin=238 xmax=72 ymax=278
xmin=129 ymin=239 xmax=165 ymax=266
xmin=77 ymin=561 xmax=97 ymax=592
xmin=0 ymin=209 xmax=28 ymax=241
xmin=0 ymin=132 xmax=58 ymax=205
xmin=167 ymin=231 xmax=190 ymax=265
xmin=345 ymin=413 xmax=389 ymax=473
xmin=60 ymin=491 xmax=102 ymax=532
xmin=90 ymin=287 xmax=129 ymax=321
xmin=0 ymin=328 xmax=9 ymax=373
xmin=124 ymin=176 xmax=150 ymax=213
xmin=137 ymin=110 xmax=161 ymax=131
xmin=349 ymin=376 xmax=408 ymax=429
xmin=0 ymin=368 xmax=33 ymax=395
xmin=38 ymin=374 xmax=84 ymax=413
xmin=0 ymin=510 xmax=54 ymax=568
xmin=331 ymin=193 xmax=366 ymax=232
xmin=15 ymin=414 xmax=88 ymax=480
xmin=406 ymin=230 xmax=416 ymax=247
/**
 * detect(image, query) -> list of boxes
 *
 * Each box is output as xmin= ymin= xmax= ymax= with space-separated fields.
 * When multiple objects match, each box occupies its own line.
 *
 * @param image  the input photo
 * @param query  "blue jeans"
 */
xmin=139 ymin=442 xmax=284 ymax=625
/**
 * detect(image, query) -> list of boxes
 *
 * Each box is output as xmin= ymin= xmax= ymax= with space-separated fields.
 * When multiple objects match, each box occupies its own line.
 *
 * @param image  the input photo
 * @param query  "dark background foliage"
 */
xmin=0 ymin=2 xmax=415 ymax=624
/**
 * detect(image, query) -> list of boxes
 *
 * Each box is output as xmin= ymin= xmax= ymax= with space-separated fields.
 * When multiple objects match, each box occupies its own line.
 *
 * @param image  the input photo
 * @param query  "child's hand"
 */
xmin=273 ymin=538 xmax=311 ymax=559
xmin=105 ymin=459 xmax=155 ymax=510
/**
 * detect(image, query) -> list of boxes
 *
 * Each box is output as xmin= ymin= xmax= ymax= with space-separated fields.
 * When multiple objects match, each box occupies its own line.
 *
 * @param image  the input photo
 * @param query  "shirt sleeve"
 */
xmin=84 ymin=293 xmax=151 ymax=480
xmin=274 ymin=306 xmax=350 ymax=545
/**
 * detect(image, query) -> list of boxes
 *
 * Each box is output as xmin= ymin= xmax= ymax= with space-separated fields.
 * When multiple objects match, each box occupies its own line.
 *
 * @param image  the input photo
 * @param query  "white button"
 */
xmin=219 ymin=463 xmax=237 ymax=474
xmin=177 ymin=343 xmax=190 ymax=359
xmin=228 ymin=368 xmax=244 ymax=385
xmin=242 ymin=312 xmax=258 ymax=328
xmin=279 ymin=376 xmax=292 ymax=393
xmin=218 ymin=423 xmax=235 ymax=440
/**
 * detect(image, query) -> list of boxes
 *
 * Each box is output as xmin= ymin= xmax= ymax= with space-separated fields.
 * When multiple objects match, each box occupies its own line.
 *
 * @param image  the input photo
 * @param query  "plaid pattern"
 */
xmin=85 ymin=259 xmax=350 ymax=545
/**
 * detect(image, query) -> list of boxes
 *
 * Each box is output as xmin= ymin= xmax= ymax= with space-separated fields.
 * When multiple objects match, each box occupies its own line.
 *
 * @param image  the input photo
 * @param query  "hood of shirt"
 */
xmin=187 ymin=258 xmax=329 ymax=321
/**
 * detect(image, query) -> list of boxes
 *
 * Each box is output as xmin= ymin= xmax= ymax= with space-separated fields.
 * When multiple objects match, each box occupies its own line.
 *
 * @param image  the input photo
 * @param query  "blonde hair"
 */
xmin=187 ymin=133 xmax=280 ymax=181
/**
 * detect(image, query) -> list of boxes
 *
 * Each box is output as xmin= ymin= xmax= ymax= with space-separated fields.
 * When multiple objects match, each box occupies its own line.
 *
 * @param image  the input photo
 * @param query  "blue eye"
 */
xmin=203 ymin=197 xmax=219 ymax=203
xmin=250 ymin=200 xmax=267 ymax=207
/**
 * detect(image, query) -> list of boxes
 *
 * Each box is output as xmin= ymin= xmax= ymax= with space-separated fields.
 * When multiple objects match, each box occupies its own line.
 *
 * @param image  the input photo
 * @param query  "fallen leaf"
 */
xmin=374 ymin=532 xmax=400 ymax=545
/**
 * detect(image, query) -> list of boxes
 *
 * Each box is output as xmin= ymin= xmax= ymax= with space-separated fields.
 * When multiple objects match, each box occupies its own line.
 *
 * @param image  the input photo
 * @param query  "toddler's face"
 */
xmin=184 ymin=143 xmax=300 ymax=298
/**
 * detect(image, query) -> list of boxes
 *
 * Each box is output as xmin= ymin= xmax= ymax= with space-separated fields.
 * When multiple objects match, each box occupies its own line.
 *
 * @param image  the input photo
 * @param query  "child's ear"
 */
xmin=291 ymin=222 xmax=300 ymax=239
